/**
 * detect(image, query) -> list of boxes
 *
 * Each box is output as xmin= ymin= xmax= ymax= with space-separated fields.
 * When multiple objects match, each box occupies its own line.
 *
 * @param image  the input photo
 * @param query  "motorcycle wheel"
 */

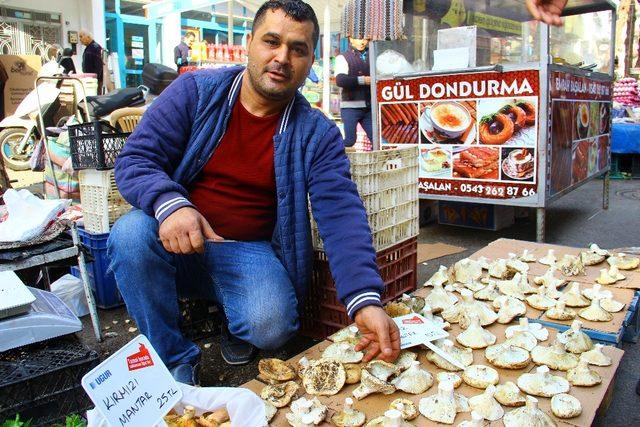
xmin=0 ymin=128 xmax=35 ymax=171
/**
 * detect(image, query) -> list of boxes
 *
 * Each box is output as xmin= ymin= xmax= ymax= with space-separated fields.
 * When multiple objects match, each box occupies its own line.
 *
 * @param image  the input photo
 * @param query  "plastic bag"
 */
xmin=376 ymin=50 xmax=414 ymax=76
xmin=86 ymin=383 xmax=266 ymax=427
xmin=0 ymin=189 xmax=70 ymax=242
xmin=50 ymin=273 xmax=89 ymax=317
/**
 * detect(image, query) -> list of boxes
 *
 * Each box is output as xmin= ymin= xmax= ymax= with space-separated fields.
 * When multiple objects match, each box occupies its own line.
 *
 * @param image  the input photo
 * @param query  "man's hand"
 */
xmin=159 ymin=207 xmax=223 ymax=254
xmin=353 ymin=305 xmax=401 ymax=362
xmin=363 ymin=76 xmax=371 ymax=85
xmin=526 ymin=0 xmax=568 ymax=26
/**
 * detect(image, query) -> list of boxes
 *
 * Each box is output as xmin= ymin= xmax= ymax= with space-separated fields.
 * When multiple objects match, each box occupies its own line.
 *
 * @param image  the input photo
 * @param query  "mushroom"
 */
xmin=452 ymin=258 xmax=483 ymax=284
xmin=391 ymin=361 xmax=434 ymax=394
xmin=400 ymin=294 xmax=426 ymax=313
xmin=488 ymin=259 xmax=510 ymax=279
xmin=301 ymin=359 xmax=346 ymax=396
xmin=425 ymin=265 xmax=450 ymax=287
xmin=329 ymin=325 xmax=361 ymax=346
xmin=365 ymin=409 xmax=414 ymax=427
xmin=580 ymin=344 xmax=612 ymax=366
xmin=607 ymin=253 xmax=640 ymax=270
xmin=531 ymin=339 xmax=579 ymax=371
xmin=473 ymin=281 xmax=500 ymax=302
xmin=419 ymin=381 xmax=470 ymax=424
xmin=424 ymin=283 xmax=459 ymax=314
xmin=580 ymin=250 xmax=605 ymax=266
xmin=538 ymin=250 xmax=557 ymax=266
xmin=560 ymin=282 xmax=590 ymax=308
xmin=608 ymin=265 xmax=625 ymax=281
xmin=545 ymin=300 xmax=576 ymax=321
xmin=506 ymin=318 xmax=549 ymax=341
xmin=264 ymin=400 xmax=278 ymax=423
xmin=258 ymin=358 xmax=297 ymax=384
xmin=582 ymin=283 xmax=613 ymax=301
xmin=503 ymin=396 xmax=557 ymax=427
xmin=503 ymin=329 xmax=538 ymax=352
xmin=420 ymin=304 xmax=451 ymax=330
xmin=456 ymin=313 xmax=497 ymax=349
xmin=331 ymin=398 xmax=366 ymax=427
xmin=442 ymin=289 xmax=498 ymax=327
xmin=579 ymin=297 xmax=613 ymax=322
xmin=533 ymin=267 xmax=564 ymax=298
xmin=167 ymin=406 xmax=197 ymax=427
xmin=494 ymin=275 xmax=526 ymax=300
xmin=260 ymin=381 xmax=299 ymax=408
xmin=385 ymin=301 xmax=412 ymax=318
xmin=519 ymin=249 xmax=537 ymax=263
xmin=461 ymin=365 xmax=500 ymax=389
xmin=352 ymin=368 xmax=395 ymax=400
xmin=463 ymin=280 xmax=486 ymax=293
xmin=285 ymin=397 xmax=327 ymax=426
xmin=596 ymin=268 xmax=617 ymax=285
xmin=322 ymin=342 xmax=364 ymax=364
xmin=395 ymin=350 xmax=418 ymax=371
xmin=197 ymin=408 xmax=230 ymax=427
xmin=476 ymin=256 xmax=491 ymax=270
xmin=485 ymin=343 xmax=531 ymax=369
xmin=344 ymin=364 xmax=362 ymax=384
xmin=493 ymin=295 xmax=527 ymax=324
xmin=494 ymin=382 xmax=526 ymax=407
xmin=389 ymin=398 xmax=419 ymax=421
xmin=551 ymin=393 xmax=582 ymax=419
xmin=366 ymin=360 xmax=400 ymax=381
xmin=296 ymin=357 xmax=310 ymax=379
xmin=557 ymin=320 xmax=594 ymax=354
xmin=438 ymin=372 xmax=463 ymax=388
xmin=426 ymin=339 xmax=473 ymax=371
xmin=567 ymin=356 xmax=602 ymax=386
xmin=588 ymin=243 xmax=610 ymax=257
xmin=468 ymin=385 xmax=504 ymax=421
xmin=557 ymin=254 xmax=585 ymax=276
xmin=526 ymin=286 xmax=557 ymax=311
xmin=456 ymin=411 xmax=487 ymax=427
xmin=600 ymin=297 xmax=625 ymax=313
xmin=517 ymin=366 xmax=570 ymax=397
xmin=507 ymin=253 xmax=530 ymax=273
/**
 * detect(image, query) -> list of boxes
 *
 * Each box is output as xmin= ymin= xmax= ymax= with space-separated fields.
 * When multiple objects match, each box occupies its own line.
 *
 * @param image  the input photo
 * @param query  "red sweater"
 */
xmin=189 ymin=99 xmax=279 ymax=241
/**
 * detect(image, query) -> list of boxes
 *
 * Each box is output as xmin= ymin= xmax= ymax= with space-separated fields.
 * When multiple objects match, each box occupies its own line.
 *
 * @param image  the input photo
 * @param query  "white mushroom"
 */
xmin=425 ymin=265 xmax=450 ymax=287
xmin=579 ymin=297 xmax=613 ymax=322
xmin=286 ymin=397 xmax=327 ymax=426
xmin=588 ymin=243 xmax=610 ymax=256
xmin=538 ymin=249 xmax=557 ymax=266
xmin=456 ymin=411 xmax=487 ymax=427
xmin=557 ymin=254 xmax=585 ymax=276
xmin=329 ymin=325 xmax=361 ymax=346
xmin=580 ymin=344 xmax=612 ymax=366
xmin=476 ymin=256 xmax=491 ymax=270
xmin=473 ymin=281 xmax=500 ymax=302
xmin=385 ymin=301 xmax=412 ymax=318
xmin=391 ymin=361 xmax=433 ymax=394
xmin=468 ymin=385 xmax=504 ymax=421
xmin=600 ymin=297 xmax=625 ymax=313
xmin=345 ymin=364 xmax=362 ymax=385
xmin=488 ymin=259 xmax=510 ymax=279
xmin=551 ymin=393 xmax=582 ymax=419
xmin=485 ymin=343 xmax=531 ymax=370
xmin=519 ymin=249 xmax=537 ymax=262
xmin=507 ymin=253 xmax=530 ymax=273
xmin=503 ymin=329 xmax=538 ymax=352
xmin=259 ymin=358 xmax=297 ymax=383
xmin=526 ymin=286 xmax=557 ymax=311
xmin=442 ymin=289 xmax=498 ymax=327
xmin=608 ymin=265 xmax=625 ymax=282
xmin=420 ymin=304 xmax=451 ymax=330
xmin=493 ymin=295 xmax=527 ymax=324
xmin=366 ymin=360 xmax=400 ymax=381
xmin=419 ymin=381 xmax=469 ymax=425
xmin=517 ymin=366 xmax=570 ymax=397
xmin=596 ymin=268 xmax=617 ymax=285
xmin=533 ymin=268 xmax=564 ymax=299
xmin=426 ymin=339 xmax=474 ymax=371
xmin=352 ymin=368 xmax=395 ymax=400
xmin=463 ymin=280 xmax=486 ymax=293
xmin=494 ymin=382 xmax=526 ymax=407
xmin=264 ymin=400 xmax=278 ymax=423
xmin=506 ymin=318 xmax=549 ymax=341
xmin=560 ymin=282 xmax=590 ymax=308
xmin=401 ymin=294 xmax=426 ymax=313
xmin=582 ymin=283 xmax=613 ymax=301
xmin=567 ymin=357 xmax=602 ymax=386
xmin=389 ymin=398 xmax=419 ymax=421
xmin=365 ymin=409 xmax=413 ymax=427
xmin=607 ymin=253 xmax=640 ymax=270
xmin=395 ymin=350 xmax=418 ymax=371
xmin=331 ymin=398 xmax=366 ymax=427
xmin=531 ymin=339 xmax=579 ymax=371
xmin=503 ymin=396 xmax=557 ymax=427
xmin=456 ymin=314 xmax=497 ymax=349
xmin=495 ymin=274 xmax=526 ymax=300
xmin=461 ymin=365 xmax=500 ymax=389
xmin=557 ymin=320 xmax=594 ymax=354
xmin=545 ymin=300 xmax=576 ymax=321
xmin=302 ymin=359 xmax=346 ymax=396
xmin=580 ymin=250 xmax=606 ymax=266
xmin=438 ymin=372 xmax=463 ymax=388
xmin=260 ymin=381 xmax=299 ymax=408
xmin=424 ymin=282 xmax=459 ymax=314
xmin=452 ymin=258 xmax=483 ymax=284
xmin=322 ymin=342 xmax=364 ymax=364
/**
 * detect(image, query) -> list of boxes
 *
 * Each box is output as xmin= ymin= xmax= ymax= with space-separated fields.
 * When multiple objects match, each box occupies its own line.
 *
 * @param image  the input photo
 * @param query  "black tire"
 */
xmin=0 ymin=128 xmax=35 ymax=171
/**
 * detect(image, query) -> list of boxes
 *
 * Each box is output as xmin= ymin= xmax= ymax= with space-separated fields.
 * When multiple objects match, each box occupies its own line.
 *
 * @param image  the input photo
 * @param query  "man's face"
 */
xmin=350 ymin=38 xmax=369 ymax=51
xmin=79 ymin=33 xmax=90 ymax=46
xmin=246 ymin=9 xmax=315 ymax=101
xmin=186 ymin=35 xmax=195 ymax=47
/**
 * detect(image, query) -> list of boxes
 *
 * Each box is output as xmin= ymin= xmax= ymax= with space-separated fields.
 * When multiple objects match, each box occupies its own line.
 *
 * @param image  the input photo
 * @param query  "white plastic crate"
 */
xmin=79 ymin=169 xmax=131 ymax=234
xmin=348 ymin=147 xmax=419 ymax=196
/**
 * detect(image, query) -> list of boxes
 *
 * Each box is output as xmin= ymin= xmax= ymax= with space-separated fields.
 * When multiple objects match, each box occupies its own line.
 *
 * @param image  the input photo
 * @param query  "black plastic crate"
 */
xmin=7 ymin=385 xmax=93 ymax=427
xmin=0 ymin=336 xmax=99 ymax=422
xmin=179 ymin=299 xmax=220 ymax=342
xmin=69 ymin=121 xmax=129 ymax=170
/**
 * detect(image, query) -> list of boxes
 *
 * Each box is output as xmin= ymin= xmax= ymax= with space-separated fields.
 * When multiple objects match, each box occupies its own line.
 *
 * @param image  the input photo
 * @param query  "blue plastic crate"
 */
xmin=70 ymin=227 xmax=123 ymax=309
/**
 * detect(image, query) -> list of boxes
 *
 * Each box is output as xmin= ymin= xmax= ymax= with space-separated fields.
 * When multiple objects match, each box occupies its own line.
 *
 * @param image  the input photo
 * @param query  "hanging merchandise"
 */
xmin=341 ymin=0 xmax=404 ymax=41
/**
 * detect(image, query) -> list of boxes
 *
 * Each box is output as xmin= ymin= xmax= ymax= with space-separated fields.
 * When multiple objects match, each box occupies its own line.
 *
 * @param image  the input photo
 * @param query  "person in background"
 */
xmin=334 ymin=37 xmax=372 ymax=147
xmin=175 ymin=32 xmax=196 ymax=72
xmin=79 ymin=30 xmax=103 ymax=91
xmin=58 ymin=48 xmax=77 ymax=75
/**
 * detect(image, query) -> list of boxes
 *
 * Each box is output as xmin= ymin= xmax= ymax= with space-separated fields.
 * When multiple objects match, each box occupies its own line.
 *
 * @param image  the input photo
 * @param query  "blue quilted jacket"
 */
xmin=114 ymin=66 xmax=384 ymax=318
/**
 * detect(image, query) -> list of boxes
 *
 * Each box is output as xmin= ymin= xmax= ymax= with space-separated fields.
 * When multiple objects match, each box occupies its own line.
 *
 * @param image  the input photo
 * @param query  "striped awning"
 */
xmin=341 ymin=0 xmax=404 ymax=40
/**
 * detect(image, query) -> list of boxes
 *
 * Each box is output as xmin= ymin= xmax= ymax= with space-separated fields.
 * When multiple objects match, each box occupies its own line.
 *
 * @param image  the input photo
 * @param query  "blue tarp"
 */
xmin=611 ymin=123 xmax=640 ymax=154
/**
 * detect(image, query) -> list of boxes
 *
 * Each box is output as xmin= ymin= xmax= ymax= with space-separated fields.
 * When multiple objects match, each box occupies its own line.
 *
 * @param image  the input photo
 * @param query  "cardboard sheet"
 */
xmin=418 ymin=242 xmax=466 ymax=264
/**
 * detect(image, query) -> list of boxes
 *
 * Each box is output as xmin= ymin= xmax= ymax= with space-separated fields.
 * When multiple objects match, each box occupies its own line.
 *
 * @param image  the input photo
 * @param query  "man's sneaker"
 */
xmin=169 ymin=362 xmax=200 ymax=386
xmin=220 ymin=323 xmax=257 ymax=365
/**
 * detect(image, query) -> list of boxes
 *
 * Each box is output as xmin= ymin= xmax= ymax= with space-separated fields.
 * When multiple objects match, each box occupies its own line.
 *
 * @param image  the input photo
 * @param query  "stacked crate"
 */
xmin=303 ymin=146 xmax=420 ymax=338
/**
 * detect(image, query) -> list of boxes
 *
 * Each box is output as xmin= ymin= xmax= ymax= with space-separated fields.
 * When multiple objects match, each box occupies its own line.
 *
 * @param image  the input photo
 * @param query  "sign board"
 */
xmin=0 ymin=55 xmax=41 ymax=118
xmin=82 ymin=335 xmax=182 ymax=427
xmin=547 ymin=69 xmax=612 ymax=197
xmin=377 ymin=70 xmax=540 ymax=204
xmin=393 ymin=313 xmax=448 ymax=349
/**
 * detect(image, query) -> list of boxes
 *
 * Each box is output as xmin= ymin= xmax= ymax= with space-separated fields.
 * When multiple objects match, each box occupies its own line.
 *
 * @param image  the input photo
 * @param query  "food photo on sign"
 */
xmin=477 ymin=97 xmax=537 ymax=146
xmin=419 ymin=100 xmax=477 ymax=144
xmin=420 ymin=147 xmax=452 ymax=178
xmin=380 ymin=103 xmax=419 ymax=144
xmin=452 ymin=146 xmax=500 ymax=180
xmin=501 ymin=147 xmax=535 ymax=182
xmin=572 ymin=140 xmax=590 ymax=183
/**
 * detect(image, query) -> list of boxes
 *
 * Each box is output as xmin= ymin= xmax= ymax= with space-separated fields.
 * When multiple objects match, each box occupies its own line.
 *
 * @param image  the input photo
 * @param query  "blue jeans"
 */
xmin=107 ymin=210 xmax=299 ymax=368
xmin=341 ymin=107 xmax=373 ymax=147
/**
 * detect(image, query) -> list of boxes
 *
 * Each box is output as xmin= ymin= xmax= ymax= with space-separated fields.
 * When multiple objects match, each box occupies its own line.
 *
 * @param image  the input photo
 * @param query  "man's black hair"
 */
xmin=252 ymin=0 xmax=320 ymax=49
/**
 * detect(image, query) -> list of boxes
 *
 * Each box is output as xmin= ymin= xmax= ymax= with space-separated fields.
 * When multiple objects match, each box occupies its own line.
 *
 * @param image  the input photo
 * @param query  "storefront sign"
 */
xmin=466 ymin=12 xmax=522 ymax=35
xmin=548 ymin=70 xmax=612 ymax=197
xmin=81 ymin=335 xmax=182 ymax=427
xmin=377 ymin=70 xmax=540 ymax=202
xmin=0 ymin=55 xmax=41 ymax=118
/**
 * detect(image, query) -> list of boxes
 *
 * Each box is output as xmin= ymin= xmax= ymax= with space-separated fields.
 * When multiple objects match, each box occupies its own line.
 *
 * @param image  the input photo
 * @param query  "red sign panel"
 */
xmin=126 ymin=344 xmax=155 ymax=371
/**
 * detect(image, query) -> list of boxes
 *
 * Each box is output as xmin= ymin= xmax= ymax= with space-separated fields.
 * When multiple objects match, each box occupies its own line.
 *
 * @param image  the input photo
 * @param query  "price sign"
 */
xmin=393 ymin=313 xmax=449 ymax=349
xmin=81 ymin=335 xmax=182 ymax=427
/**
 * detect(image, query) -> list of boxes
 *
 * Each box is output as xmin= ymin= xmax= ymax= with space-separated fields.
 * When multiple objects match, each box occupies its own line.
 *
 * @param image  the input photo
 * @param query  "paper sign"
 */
xmin=82 ymin=335 xmax=182 ymax=427
xmin=432 ymin=47 xmax=470 ymax=71
xmin=393 ymin=313 xmax=449 ymax=349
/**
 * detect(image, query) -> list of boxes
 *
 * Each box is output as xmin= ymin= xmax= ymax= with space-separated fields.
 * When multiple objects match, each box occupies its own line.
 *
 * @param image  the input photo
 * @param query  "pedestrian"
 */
xmin=58 ymin=47 xmax=77 ymax=75
xmin=174 ymin=32 xmax=196 ymax=72
xmin=335 ymin=37 xmax=372 ymax=147
xmin=78 ymin=30 xmax=103 ymax=92
xmin=110 ymin=0 xmax=400 ymax=385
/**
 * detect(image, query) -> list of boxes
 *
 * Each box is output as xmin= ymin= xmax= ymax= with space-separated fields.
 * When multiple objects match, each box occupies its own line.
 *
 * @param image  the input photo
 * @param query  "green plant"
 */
xmin=51 ymin=414 xmax=86 ymax=427
xmin=1 ymin=414 xmax=32 ymax=427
